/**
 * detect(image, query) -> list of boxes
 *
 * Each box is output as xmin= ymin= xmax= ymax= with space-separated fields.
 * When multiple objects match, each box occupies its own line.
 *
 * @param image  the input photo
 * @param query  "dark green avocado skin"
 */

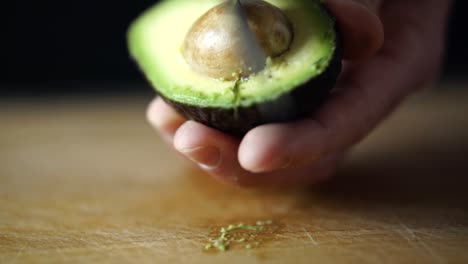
xmin=154 ymin=5 xmax=342 ymax=137
xmin=161 ymin=37 xmax=342 ymax=136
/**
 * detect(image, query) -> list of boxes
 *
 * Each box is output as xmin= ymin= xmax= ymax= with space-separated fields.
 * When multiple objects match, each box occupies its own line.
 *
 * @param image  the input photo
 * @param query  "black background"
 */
xmin=2 ymin=1 xmax=467 ymax=96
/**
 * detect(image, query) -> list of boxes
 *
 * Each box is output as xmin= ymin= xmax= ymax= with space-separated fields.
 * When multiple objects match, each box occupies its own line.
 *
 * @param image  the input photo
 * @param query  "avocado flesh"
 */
xmin=128 ymin=0 xmax=341 ymax=135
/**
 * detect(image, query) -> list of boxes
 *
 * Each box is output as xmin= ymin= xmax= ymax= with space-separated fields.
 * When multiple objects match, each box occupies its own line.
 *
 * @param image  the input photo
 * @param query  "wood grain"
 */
xmin=1 ymin=90 xmax=468 ymax=263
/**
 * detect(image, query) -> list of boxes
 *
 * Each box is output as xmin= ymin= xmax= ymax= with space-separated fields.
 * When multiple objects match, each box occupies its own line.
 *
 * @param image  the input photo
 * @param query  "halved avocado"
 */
xmin=128 ymin=0 xmax=342 ymax=136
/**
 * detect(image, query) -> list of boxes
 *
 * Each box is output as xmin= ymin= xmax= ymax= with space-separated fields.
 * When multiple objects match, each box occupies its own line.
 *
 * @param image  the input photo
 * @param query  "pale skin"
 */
xmin=147 ymin=0 xmax=453 ymax=187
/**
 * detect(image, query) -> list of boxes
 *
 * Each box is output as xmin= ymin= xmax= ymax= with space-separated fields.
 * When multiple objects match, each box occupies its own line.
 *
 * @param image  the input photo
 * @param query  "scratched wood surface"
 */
xmin=1 ymin=89 xmax=468 ymax=263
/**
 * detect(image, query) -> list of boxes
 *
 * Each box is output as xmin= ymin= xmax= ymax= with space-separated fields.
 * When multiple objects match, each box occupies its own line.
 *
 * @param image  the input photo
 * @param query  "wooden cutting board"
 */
xmin=1 ymin=89 xmax=468 ymax=263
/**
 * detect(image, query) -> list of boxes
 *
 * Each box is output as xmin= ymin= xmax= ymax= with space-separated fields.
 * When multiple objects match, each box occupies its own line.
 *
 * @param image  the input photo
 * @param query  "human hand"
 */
xmin=147 ymin=0 xmax=452 ymax=187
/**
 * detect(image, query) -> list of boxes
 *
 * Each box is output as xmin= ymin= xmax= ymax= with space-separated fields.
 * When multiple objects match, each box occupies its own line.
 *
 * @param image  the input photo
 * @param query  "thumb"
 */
xmin=325 ymin=0 xmax=384 ymax=60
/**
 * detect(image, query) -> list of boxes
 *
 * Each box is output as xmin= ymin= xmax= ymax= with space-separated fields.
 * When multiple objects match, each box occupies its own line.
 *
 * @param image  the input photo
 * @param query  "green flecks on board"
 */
xmin=204 ymin=220 xmax=274 ymax=252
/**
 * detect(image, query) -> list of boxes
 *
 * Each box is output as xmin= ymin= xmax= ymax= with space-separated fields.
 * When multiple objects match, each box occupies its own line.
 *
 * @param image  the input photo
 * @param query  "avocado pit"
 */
xmin=129 ymin=0 xmax=342 ymax=136
xmin=182 ymin=0 xmax=294 ymax=80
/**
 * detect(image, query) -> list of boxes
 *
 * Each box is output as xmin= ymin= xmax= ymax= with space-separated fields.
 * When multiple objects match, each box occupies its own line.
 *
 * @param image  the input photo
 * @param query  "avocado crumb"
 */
xmin=204 ymin=220 xmax=274 ymax=252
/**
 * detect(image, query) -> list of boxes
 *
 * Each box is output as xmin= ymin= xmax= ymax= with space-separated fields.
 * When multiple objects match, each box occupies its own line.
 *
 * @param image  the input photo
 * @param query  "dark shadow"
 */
xmin=312 ymin=133 xmax=468 ymax=211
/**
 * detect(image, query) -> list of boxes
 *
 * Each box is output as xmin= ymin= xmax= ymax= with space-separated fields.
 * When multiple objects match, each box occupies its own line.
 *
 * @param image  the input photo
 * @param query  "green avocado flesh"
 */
xmin=129 ymin=0 xmax=338 ymax=108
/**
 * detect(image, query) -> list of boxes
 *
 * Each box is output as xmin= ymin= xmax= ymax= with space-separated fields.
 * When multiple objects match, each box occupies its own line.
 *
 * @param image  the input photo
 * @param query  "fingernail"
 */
xmin=147 ymin=116 xmax=173 ymax=143
xmin=178 ymin=146 xmax=221 ymax=170
xmin=247 ymin=154 xmax=292 ymax=173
